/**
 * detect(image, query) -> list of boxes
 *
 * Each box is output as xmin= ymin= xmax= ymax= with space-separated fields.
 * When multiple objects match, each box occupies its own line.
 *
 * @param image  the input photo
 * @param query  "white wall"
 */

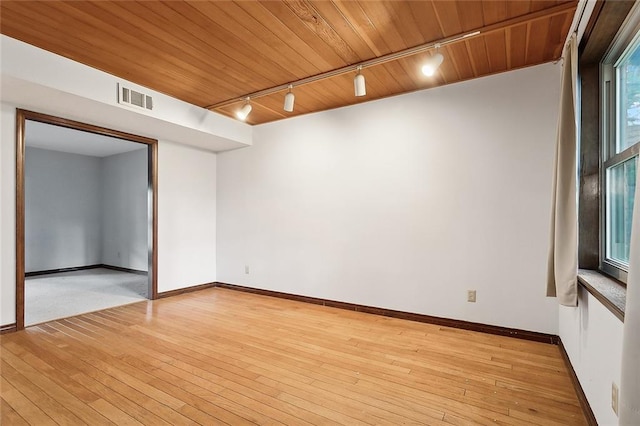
xmin=0 ymin=103 xmax=16 ymax=325
xmin=158 ymin=141 xmax=216 ymax=293
xmin=24 ymin=147 xmax=102 ymax=272
xmin=217 ymin=63 xmax=562 ymax=334
xmin=101 ymin=148 xmax=148 ymax=271
xmin=560 ymin=289 xmax=623 ymax=425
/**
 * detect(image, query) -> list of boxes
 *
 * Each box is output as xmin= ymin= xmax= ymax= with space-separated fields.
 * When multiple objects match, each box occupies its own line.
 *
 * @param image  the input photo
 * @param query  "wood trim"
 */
xmin=578 ymin=271 xmax=625 ymax=322
xmin=25 ymin=264 xmax=103 ymax=277
xmin=215 ymin=282 xmax=559 ymax=345
xmin=157 ymin=282 xmax=217 ymax=299
xmin=14 ymin=109 xmax=159 ymax=330
xmin=149 ymin=142 xmax=158 ymax=300
xmin=579 ymin=0 xmax=636 ymax=64
xmin=15 ymin=110 xmax=26 ymax=331
xmin=558 ymin=338 xmax=598 ymax=426
xmin=101 ymin=264 xmax=148 ymax=276
xmin=0 ymin=323 xmax=17 ymax=335
xmin=18 ymin=109 xmax=157 ymax=145
xmin=578 ymin=0 xmax=605 ymax=54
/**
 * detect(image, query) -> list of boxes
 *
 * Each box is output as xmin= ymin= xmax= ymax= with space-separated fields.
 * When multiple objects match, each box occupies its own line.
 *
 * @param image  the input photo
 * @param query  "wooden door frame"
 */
xmin=15 ymin=109 xmax=159 ymax=330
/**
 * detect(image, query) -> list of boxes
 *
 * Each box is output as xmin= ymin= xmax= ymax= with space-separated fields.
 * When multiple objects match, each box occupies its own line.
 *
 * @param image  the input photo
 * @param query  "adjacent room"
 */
xmin=23 ymin=120 xmax=150 ymax=325
xmin=1 ymin=1 xmax=639 ymax=425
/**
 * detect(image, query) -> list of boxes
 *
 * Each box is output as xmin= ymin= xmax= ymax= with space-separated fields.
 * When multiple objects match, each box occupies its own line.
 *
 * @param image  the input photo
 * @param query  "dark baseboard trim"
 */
xmin=25 ymin=264 xmax=103 ymax=277
xmin=157 ymin=282 xmax=217 ymax=299
xmin=214 ymin=282 xmax=559 ymax=345
xmin=558 ymin=338 xmax=598 ymax=425
xmin=1 ymin=323 xmax=17 ymax=334
xmin=101 ymin=264 xmax=148 ymax=276
xmin=25 ymin=264 xmax=147 ymax=278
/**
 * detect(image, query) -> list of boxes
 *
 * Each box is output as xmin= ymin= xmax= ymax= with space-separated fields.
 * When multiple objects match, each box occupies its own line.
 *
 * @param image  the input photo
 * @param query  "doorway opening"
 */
xmin=16 ymin=109 xmax=158 ymax=330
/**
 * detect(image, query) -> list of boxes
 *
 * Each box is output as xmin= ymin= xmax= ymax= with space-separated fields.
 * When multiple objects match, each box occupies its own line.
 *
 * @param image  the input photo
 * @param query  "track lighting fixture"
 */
xmin=283 ymin=85 xmax=295 ymax=112
xmin=236 ymin=97 xmax=252 ymax=121
xmin=354 ymin=65 xmax=366 ymax=97
xmin=422 ymin=44 xmax=444 ymax=77
xmin=209 ymin=31 xmax=480 ymax=119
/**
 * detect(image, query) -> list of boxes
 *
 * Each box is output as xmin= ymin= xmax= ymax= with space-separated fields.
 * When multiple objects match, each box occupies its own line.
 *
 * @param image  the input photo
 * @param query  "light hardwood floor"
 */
xmin=1 ymin=287 xmax=587 ymax=425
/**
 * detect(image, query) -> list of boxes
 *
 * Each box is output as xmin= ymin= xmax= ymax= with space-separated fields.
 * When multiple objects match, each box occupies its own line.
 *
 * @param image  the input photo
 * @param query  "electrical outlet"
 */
xmin=612 ymin=382 xmax=619 ymax=415
xmin=245 ymin=265 xmax=250 ymax=274
xmin=467 ymin=290 xmax=476 ymax=303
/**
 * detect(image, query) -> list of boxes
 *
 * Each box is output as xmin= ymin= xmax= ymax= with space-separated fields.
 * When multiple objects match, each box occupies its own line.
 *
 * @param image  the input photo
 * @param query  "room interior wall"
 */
xmin=23 ymin=146 xmax=149 ymax=274
xmin=157 ymin=141 xmax=216 ymax=293
xmin=0 ymin=103 xmax=17 ymax=325
xmin=217 ymin=62 xmax=563 ymax=335
xmin=559 ymin=289 xmax=623 ymax=424
xmin=24 ymin=146 xmax=102 ymax=272
xmin=101 ymin=147 xmax=148 ymax=271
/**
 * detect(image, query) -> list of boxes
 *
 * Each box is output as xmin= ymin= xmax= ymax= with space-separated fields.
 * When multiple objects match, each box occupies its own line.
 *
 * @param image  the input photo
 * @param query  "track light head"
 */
xmin=421 ymin=51 xmax=444 ymax=77
xmin=236 ymin=98 xmax=252 ymax=121
xmin=284 ymin=85 xmax=295 ymax=112
xmin=354 ymin=66 xmax=366 ymax=97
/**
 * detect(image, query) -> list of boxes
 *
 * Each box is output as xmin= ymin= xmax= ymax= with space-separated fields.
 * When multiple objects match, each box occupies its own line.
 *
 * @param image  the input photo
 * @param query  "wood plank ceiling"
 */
xmin=0 ymin=1 xmax=577 ymax=125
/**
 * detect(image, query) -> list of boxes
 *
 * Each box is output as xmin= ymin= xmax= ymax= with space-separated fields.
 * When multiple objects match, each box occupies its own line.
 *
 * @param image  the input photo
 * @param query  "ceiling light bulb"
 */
xmin=354 ymin=66 xmax=366 ymax=97
xmin=236 ymin=101 xmax=252 ymax=121
xmin=284 ymin=85 xmax=295 ymax=112
xmin=422 ymin=52 xmax=444 ymax=77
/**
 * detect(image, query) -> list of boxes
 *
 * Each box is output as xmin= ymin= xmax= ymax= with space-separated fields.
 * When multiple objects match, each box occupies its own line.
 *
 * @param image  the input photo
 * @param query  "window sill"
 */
xmin=577 ymin=269 xmax=626 ymax=322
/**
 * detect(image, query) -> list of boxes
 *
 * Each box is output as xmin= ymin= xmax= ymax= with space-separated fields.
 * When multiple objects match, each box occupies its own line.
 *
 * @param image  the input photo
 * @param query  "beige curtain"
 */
xmin=547 ymin=34 xmax=578 ymax=307
xmin=620 ymin=159 xmax=640 ymax=424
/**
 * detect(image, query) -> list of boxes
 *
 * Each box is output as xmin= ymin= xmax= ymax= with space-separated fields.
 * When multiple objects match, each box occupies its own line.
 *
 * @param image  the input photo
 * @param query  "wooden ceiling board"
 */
xmin=547 ymin=12 xmax=574 ymax=58
xmin=527 ymin=18 xmax=552 ymax=64
xmin=81 ymin=1 xmax=255 ymax=94
xmin=145 ymin=2 xmax=289 ymax=82
xmin=258 ymin=1 xmax=353 ymax=68
xmin=2 ymin=3 xmax=209 ymax=103
xmin=332 ymin=1 xmax=394 ymax=58
xmin=485 ymin=31 xmax=509 ymax=73
xmin=466 ymin=37 xmax=492 ymax=77
xmin=406 ymin=1 xmax=445 ymax=43
xmin=0 ymin=0 xmax=578 ymax=125
xmin=508 ymin=24 xmax=529 ymax=69
xmin=357 ymin=1 xmax=415 ymax=53
xmin=507 ymin=1 xmax=534 ymax=18
xmin=209 ymin=1 xmax=327 ymax=75
xmin=380 ymin=1 xmax=427 ymax=48
xmin=232 ymin=1 xmax=337 ymax=72
xmin=482 ymin=1 xmax=509 ymax=25
xmin=449 ymin=42 xmax=477 ymax=80
xmin=456 ymin=1 xmax=487 ymax=31
xmin=306 ymin=1 xmax=378 ymax=62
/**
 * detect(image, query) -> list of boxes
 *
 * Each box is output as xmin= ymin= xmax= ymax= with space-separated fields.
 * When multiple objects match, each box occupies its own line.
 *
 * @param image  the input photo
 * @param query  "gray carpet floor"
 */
xmin=25 ymin=268 xmax=148 ymax=326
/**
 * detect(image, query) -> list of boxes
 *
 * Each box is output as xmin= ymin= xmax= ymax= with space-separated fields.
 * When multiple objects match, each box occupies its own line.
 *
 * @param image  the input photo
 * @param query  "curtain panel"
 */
xmin=546 ymin=34 xmax=578 ymax=307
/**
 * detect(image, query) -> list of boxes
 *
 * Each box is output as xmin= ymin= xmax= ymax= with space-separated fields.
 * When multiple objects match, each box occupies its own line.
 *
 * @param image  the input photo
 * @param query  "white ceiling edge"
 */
xmin=1 ymin=75 xmax=248 ymax=153
xmin=26 ymin=120 xmax=146 ymax=157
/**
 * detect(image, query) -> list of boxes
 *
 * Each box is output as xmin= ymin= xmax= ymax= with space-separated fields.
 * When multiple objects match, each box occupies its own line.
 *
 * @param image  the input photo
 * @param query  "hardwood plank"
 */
xmin=1 ymin=361 xmax=87 ymax=424
xmin=0 ymin=397 xmax=29 ymax=426
xmin=1 ymin=378 xmax=55 ymax=426
xmin=1 ymin=288 xmax=587 ymax=425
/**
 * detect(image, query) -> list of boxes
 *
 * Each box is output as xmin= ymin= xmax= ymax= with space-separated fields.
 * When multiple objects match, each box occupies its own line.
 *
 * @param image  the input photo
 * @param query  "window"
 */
xmin=602 ymin=19 xmax=640 ymax=282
